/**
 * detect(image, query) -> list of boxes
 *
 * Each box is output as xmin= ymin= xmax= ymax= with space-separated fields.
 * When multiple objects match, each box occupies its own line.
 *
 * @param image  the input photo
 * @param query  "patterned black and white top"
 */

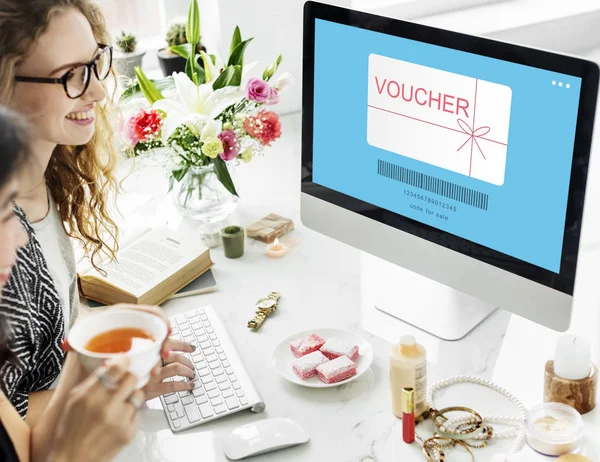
xmin=0 ymin=205 xmax=65 ymax=417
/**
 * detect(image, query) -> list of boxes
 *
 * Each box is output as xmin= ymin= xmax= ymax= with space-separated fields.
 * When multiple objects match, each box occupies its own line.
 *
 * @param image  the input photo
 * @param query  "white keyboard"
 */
xmin=160 ymin=305 xmax=265 ymax=432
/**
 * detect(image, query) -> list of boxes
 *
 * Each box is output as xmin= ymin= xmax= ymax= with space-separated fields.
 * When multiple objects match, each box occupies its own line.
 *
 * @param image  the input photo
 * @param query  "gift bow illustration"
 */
xmin=456 ymin=119 xmax=490 ymax=161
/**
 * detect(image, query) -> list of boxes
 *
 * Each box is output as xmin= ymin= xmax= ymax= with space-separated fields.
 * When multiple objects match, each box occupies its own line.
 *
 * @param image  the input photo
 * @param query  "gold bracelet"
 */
xmin=432 ymin=406 xmax=485 ymax=441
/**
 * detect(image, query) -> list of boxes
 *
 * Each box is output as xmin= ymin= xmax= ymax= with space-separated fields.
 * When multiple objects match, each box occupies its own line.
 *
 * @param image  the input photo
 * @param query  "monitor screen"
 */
xmin=309 ymin=17 xmax=588 ymax=284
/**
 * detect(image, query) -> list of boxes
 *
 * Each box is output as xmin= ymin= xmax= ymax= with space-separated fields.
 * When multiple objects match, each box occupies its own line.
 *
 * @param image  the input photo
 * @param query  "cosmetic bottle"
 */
xmin=402 ymin=387 xmax=415 ymax=443
xmin=390 ymin=335 xmax=427 ymax=418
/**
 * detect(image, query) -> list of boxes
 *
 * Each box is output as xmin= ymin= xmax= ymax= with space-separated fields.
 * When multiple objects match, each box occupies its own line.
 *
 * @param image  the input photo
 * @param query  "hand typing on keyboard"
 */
xmin=143 ymin=332 xmax=197 ymax=400
xmin=160 ymin=306 xmax=265 ymax=432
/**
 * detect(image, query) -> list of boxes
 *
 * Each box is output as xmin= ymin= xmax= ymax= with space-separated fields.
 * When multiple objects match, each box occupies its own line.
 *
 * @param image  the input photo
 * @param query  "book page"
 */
xmin=84 ymin=228 xmax=208 ymax=297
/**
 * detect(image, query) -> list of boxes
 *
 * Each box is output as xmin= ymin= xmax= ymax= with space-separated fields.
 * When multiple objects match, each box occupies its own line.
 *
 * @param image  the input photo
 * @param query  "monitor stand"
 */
xmin=361 ymin=253 xmax=498 ymax=342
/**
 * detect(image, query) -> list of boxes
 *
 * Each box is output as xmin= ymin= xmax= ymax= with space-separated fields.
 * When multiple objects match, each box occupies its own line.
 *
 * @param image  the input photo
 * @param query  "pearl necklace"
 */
xmin=427 ymin=375 xmax=527 ymax=454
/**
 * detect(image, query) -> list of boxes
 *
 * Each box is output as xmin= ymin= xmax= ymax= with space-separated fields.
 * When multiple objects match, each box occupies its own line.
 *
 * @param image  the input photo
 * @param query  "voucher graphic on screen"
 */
xmin=367 ymin=54 xmax=512 ymax=186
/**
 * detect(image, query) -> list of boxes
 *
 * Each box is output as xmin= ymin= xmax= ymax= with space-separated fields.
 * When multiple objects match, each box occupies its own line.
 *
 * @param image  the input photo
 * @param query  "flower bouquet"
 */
xmin=120 ymin=0 xmax=293 ymax=221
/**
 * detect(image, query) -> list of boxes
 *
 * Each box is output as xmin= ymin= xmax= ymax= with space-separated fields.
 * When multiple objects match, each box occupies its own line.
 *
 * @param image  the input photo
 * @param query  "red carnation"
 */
xmin=128 ymin=109 xmax=163 ymax=144
xmin=242 ymin=110 xmax=282 ymax=146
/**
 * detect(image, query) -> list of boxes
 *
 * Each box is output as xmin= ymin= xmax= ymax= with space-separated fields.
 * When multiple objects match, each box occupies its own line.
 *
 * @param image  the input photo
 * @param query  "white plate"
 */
xmin=272 ymin=328 xmax=374 ymax=388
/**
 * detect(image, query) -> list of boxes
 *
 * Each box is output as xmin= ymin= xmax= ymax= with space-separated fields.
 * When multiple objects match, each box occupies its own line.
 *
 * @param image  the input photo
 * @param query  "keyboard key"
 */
xmin=198 ymin=335 xmax=209 ymax=343
xmin=214 ymin=404 xmax=227 ymax=415
xmin=181 ymin=395 xmax=194 ymax=405
xmin=225 ymin=397 xmax=239 ymax=410
xmin=165 ymin=395 xmax=179 ymax=404
xmin=232 ymin=382 xmax=241 ymax=390
xmin=209 ymin=361 xmax=221 ymax=370
xmin=216 ymin=375 xmax=227 ymax=384
xmin=170 ymin=411 xmax=178 ymax=420
xmin=173 ymin=420 xmax=181 ymax=429
xmin=184 ymin=335 xmax=194 ymax=343
xmin=200 ymin=314 xmax=208 ymax=321
xmin=178 ymin=390 xmax=191 ymax=398
xmin=174 ymin=403 xmax=185 ymax=418
xmin=240 ymin=397 xmax=248 ymax=406
xmin=215 ymin=347 xmax=224 ymax=354
xmin=175 ymin=315 xmax=187 ymax=325
xmin=209 ymin=334 xmax=217 ymax=341
xmin=192 ymin=387 xmax=205 ymax=397
xmin=199 ymin=403 xmax=213 ymax=419
xmin=196 ymin=308 xmax=205 ymax=315
xmin=210 ymin=397 xmax=223 ymax=406
xmin=218 ymin=354 xmax=227 ymax=362
xmin=225 ymin=367 xmax=234 ymax=375
xmin=219 ymin=382 xmax=231 ymax=391
xmin=193 ymin=357 xmax=206 ymax=367
xmin=208 ymin=389 xmax=219 ymax=399
xmin=184 ymin=404 xmax=201 ymax=423
xmin=200 ymin=341 xmax=211 ymax=350
xmin=212 ymin=340 xmax=221 ymax=347
xmin=196 ymin=395 xmax=208 ymax=405
xmin=206 ymin=327 xmax=214 ymax=334
xmin=191 ymin=349 xmax=203 ymax=357
xmin=213 ymin=367 xmax=224 ymax=376
xmin=203 ymin=320 xmax=211 ymax=327
xmin=198 ymin=368 xmax=210 ymax=377
xmin=181 ymin=328 xmax=192 ymax=337
xmin=201 ymin=376 xmax=213 ymax=385
xmin=236 ymin=389 xmax=245 ymax=398
xmin=222 ymin=389 xmax=234 ymax=398
xmin=167 ymin=404 xmax=175 ymax=412
xmin=206 ymin=354 xmax=218 ymax=363
xmin=230 ymin=375 xmax=238 ymax=382
xmin=205 ymin=382 xmax=217 ymax=391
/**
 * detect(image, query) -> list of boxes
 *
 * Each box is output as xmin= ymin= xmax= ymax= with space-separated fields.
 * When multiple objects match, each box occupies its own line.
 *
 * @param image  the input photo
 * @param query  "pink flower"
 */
xmin=265 ymin=87 xmax=280 ymax=106
xmin=246 ymin=78 xmax=271 ymax=103
xmin=218 ymin=130 xmax=240 ymax=161
xmin=243 ymin=110 xmax=282 ymax=147
xmin=128 ymin=109 xmax=162 ymax=144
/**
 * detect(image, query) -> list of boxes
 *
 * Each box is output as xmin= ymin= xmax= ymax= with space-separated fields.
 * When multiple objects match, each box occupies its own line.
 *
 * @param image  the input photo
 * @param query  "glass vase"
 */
xmin=171 ymin=164 xmax=239 ymax=224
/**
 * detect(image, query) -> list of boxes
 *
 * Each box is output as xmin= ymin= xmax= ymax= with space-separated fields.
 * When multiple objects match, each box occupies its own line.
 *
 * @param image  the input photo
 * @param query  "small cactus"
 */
xmin=165 ymin=22 xmax=203 ymax=53
xmin=165 ymin=23 xmax=188 ymax=47
xmin=116 ymin=31 xmax=137 ymax=53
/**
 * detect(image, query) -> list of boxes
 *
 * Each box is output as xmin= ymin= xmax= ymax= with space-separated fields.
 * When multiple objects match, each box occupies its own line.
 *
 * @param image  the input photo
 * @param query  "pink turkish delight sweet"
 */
xmin=319 ymin=339 xmax=359 ymax=361
xmin=290 ymin=334 xmax=326 ymax=358
xmin=316 ymin=356 xmax=357 ymax=384
xmin=292 ymin=351 xmax=330 ymax=379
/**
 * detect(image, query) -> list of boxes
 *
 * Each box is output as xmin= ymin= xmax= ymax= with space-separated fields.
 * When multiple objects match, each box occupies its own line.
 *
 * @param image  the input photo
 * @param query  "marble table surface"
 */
xmin=111 ymin=113 xmax=600 ymax=462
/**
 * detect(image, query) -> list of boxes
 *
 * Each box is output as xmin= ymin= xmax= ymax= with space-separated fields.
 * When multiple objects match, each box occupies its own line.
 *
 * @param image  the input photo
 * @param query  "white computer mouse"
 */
xmin=224 ymin=417 xmax=310 ymax=460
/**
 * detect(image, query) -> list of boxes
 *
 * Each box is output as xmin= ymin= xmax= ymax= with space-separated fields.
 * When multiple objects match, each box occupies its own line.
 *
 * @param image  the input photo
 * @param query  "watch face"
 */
xmin=257 ymin=298 xmax=276 ymax=309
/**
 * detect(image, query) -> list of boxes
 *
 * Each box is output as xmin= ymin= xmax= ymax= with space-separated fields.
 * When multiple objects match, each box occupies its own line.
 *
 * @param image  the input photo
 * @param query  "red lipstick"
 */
xmin=402 ymin=387 xmax=415 ymax=443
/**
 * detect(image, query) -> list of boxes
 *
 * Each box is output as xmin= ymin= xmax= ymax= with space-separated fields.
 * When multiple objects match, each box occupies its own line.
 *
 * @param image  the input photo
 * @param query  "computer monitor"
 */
xmin=300 ymin=1 xmax=599 ymax=340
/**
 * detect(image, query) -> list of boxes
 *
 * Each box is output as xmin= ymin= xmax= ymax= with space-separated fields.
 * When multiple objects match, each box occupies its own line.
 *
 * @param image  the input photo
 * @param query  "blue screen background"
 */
xmin=312 ymin=19 xmax=582 ymax=273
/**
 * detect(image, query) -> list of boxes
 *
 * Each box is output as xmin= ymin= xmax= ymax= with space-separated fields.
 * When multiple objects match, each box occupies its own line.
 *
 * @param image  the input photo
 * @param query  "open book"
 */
xmin=79 ymin=227 xmax=214 ymax=306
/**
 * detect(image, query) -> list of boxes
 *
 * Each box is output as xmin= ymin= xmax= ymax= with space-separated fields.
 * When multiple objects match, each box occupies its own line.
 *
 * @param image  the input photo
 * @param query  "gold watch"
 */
xmin=248 ymin=292 xmax=281 ymax=329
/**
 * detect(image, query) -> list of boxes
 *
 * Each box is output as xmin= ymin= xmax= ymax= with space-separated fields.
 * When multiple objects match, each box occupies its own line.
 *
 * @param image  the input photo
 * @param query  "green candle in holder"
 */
xmin=221 ymin=225 xmax=245 ymax=258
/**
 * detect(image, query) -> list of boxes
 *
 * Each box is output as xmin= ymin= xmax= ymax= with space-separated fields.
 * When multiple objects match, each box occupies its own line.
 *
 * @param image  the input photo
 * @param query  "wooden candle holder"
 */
xmin=544 ymin=360 xmax=598 ymax=415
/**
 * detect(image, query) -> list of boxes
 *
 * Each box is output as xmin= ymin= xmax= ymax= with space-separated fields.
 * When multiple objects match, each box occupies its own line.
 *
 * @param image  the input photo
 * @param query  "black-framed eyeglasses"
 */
xmin=15 ymin=44 xmax=113 ymax=99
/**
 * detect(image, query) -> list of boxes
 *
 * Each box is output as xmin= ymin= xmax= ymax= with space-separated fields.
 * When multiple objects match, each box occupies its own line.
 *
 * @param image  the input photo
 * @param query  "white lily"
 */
xmin=153 ymin=72 xmax=244 ymax=139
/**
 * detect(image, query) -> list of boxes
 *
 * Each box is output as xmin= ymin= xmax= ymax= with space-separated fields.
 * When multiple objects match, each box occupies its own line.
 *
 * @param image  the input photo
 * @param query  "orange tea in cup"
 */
xmin=85 ymin=327 xmax=155 ymax=354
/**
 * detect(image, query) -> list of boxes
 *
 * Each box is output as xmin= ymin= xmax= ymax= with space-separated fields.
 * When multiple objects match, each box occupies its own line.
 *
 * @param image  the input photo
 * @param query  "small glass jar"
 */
xmin=525 ymin=403 xmax=584 ymax=456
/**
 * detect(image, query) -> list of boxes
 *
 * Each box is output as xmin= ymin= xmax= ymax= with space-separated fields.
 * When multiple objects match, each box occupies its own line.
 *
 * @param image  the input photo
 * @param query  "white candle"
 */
xmin=554 ymin=334 xmax=591 ymax=380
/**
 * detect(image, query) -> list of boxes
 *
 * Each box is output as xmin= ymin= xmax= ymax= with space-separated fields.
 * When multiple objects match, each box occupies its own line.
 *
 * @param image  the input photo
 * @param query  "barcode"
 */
xmin=377 ymin=160 xmax=489 ymax=211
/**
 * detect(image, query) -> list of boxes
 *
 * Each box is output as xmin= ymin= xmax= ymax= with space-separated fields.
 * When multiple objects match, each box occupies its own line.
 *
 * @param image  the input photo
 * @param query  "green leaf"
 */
xmin=227 ymin=38 xmax=253 ymax=68
xmin=213 ymin=157 xmax=238 ymax=197
xmin=212 ymin=65 xmax=235 ymax=90
xmin=229 ymin=65 xmax=242 ymax=86
xmin=229 ymin=26 xmax=242 ymax=58
xmin=186 ymin=56 xmax=198 ymax=85
xmin=120 ymin=76 xmax=174 ymax=102
xmin=134 ymin=66 xmax=164 ymax=104
xmin=168 ymin=175 xmax=175 ymax=193
xmin=186 ymin=0 xmax=201 ymax=46
xmin=170 ymin=44 xmax=191 ymax=60
xmin=262 ymin=53 xmax=282 ymax=81
xmin=172 ymin=166 xmax=189 ymax=182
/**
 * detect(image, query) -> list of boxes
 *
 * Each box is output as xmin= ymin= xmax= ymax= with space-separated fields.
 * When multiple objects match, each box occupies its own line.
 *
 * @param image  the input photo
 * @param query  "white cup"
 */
xmin=68 ymin=309 xmax=168 ymax=388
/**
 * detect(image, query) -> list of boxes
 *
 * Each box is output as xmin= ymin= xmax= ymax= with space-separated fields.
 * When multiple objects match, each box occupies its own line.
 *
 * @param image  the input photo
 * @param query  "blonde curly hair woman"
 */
xmin=0 ymin=0 xmax=196 ymax=423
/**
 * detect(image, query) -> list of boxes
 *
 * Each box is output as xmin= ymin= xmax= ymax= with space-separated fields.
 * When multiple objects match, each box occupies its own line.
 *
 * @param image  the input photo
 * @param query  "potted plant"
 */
xmin=157 ymin=22 xmax=206 ymax=77
xmin=112 ymin=31 xmax=145 ymax=81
